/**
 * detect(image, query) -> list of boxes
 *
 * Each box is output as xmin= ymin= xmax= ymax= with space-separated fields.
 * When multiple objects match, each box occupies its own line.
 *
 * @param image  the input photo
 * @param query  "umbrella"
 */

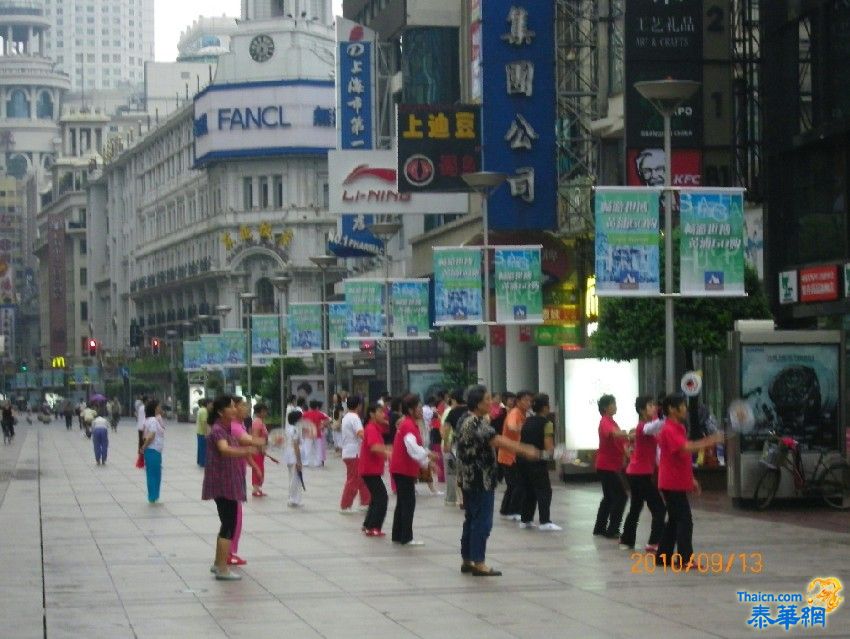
xmin=89 ymin=393 xmax=107 ymax=402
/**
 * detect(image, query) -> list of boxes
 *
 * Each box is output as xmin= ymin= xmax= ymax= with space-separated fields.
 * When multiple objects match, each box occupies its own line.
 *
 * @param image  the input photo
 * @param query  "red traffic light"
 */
xmin=87 ymin=339 xmax=97 ymax=356
xmin=151 ymin=338 xmax=161 ymax=354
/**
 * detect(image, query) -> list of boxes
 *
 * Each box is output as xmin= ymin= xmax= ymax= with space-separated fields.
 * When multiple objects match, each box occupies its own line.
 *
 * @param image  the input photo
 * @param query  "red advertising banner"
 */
xmin=799 ymin=265 xmax=839 ymax=302
xmin=490 ymin=325 xmax=506 ymax=347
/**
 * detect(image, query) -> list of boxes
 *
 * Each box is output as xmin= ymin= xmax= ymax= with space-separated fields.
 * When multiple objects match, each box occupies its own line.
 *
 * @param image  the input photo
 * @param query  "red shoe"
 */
xmin=228 ymin=554 xmax=247 ymax=566
xmin=371 ymin=529 xmax=386 ymax=537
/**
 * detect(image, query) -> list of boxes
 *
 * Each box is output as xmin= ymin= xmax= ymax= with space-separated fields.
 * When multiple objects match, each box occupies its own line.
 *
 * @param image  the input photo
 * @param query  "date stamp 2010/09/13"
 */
xmin=630 ymin=552 xmax=764 ymax=575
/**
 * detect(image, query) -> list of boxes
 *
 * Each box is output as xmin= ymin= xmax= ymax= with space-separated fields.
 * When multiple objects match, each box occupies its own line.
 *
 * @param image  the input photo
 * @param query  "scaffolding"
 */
xmin=555 ymin=0 xmax=599 ymax=235
xmin=732 ymin=0 xmax=762 ymax=200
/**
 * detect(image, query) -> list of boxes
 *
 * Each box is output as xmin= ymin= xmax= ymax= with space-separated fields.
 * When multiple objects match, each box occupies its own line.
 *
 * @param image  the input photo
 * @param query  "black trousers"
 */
xmin=518 ymin=462 xmax=552 ymax=524
xmin=657 ymin=490 xmax=693 ymax=564
xmin=499 ymin=463 xmax=524 ymax=515
xmin=593 ymin=470 xmax=627 ymax=535
xmin=362 ymin=475 xmax=388 ymax=531
xmin=214 ymin=497 xmax=238 ymax=540
xmin=620 ymin=474 xmax=666 ymax=548
xmin=391 ymin=474 xmax=417 ymax=544
xmin=65 ymin=415 xmax=73 ymax=430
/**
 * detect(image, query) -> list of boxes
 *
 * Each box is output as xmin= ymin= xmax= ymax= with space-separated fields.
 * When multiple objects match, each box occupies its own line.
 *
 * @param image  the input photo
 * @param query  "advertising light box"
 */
xmin=563 ymin=357 xmax=639 ymax=450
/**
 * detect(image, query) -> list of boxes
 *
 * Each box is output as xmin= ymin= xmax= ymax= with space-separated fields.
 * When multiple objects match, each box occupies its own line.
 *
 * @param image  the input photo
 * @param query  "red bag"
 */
xmin=135 ymin=452 xmax=145 ymax=469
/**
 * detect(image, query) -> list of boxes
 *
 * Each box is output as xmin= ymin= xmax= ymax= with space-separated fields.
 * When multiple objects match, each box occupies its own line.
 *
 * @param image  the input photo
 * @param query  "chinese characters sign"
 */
xmin=200 ymin=334 xmax=224 ymax=369
xmin=494 ymin=248 xmax=543 ymax=324
xmin=396 ymin=104 xmax=482 ymax=193
xmin=251 ymin=315 xmax=281 ymax=364
xmin=328 ymin=302 xmax=358 ymax=352
xmin=679 ymin=188 xmax=745 ymax=296
xmin=799 ymin=265 xmax=839 ymax=303
xmin=183 ymin=341 xmax=202 ymax=372
xmin=480 ymin=2 xmax=556 ymax=230
xmin=220 ymin=329 xmax=247 ymax=367
xmin=337 ymin=20 xmax=374 ymax=150
xmin=594 ymin=188 xmax=661 ymax=296
xmin=433 ymin=248 xmax=483 ymax=325
xmin=344 ymin=280 xmax=385 ymax=339
xmin=287 ymin=304 xmax=322 ymax=354
xmin=390 ymin=279 xmax=430 ymax=339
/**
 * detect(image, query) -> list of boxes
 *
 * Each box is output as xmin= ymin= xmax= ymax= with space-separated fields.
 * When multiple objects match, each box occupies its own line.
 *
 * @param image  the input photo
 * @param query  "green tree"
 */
xmin=436 ymin=327 xmax=485 ymax=390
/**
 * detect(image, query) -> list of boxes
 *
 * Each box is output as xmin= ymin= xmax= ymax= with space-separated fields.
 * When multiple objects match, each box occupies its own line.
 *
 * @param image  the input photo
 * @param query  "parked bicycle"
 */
xmin=754 ymin=431 xmax=850 ymax=510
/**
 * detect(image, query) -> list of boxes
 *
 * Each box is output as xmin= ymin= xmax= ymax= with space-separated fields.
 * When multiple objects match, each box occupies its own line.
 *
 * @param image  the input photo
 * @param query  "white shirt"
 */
xmin=403 ymin=433 xmax=431 ymax=468
xmin=422 ymin=404 xmax=434 ymax=424
xmin=340 ymin=411 xmax=364 ymax=459
xmin=91 ymin=416 xmax=109 ymax=431
xmin=282 ymin=423 xmax=301 ymax=465
xmin=136 ymin=403 xmax=146 ymax=431
xmin=143 ymin=416 xmax=165 ymax=452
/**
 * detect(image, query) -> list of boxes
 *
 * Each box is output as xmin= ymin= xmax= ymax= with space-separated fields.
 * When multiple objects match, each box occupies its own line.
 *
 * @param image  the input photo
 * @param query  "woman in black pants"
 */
xmin=517 ymin=394 xmax=561 ymax=531
xmin=360 ymin=404 xmax=392 ymax=536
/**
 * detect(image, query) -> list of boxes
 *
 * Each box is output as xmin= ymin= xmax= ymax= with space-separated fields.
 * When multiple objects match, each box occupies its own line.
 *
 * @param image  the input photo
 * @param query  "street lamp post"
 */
xmin=240 ymin=292 xmax=257 ymax=408
xmin=215 ymin=305 xmax=232 ymax=392
xmin=271 ymin=273 xmax=292 ymax=422
xmin=368 ymin=220 xmax=402 ymax=396
xmin=310 ymin=255 xmax=337 ymax=408
xmin=461 ymin=171 xmax=508 ymax=390
xmin=634 ymin=79 xmax=701 ymax=393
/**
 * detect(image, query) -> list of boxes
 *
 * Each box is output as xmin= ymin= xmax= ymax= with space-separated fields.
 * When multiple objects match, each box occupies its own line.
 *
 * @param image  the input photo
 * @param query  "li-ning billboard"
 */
xmin=480 ymin=1 xmax=556 ymax=230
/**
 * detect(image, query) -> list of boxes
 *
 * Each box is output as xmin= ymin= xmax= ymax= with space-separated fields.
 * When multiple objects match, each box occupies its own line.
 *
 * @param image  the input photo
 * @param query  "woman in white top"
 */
xmin=139 ymin=399 xmax=165 ymax=503
xmin=283 ymin=410 xmax=304 ymax=507
xmin=338 ymin=396 xmax=370 ymax=514
xmin=91 ymin=407 xmax=110 ymax=465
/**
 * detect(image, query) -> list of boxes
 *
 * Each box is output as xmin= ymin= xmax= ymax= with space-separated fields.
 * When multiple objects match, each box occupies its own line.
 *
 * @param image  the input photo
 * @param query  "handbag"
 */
xmin=135 ymin=452 xmax=145 ymax=469
xmin=418 ymin=465 xmax=433 ymax=483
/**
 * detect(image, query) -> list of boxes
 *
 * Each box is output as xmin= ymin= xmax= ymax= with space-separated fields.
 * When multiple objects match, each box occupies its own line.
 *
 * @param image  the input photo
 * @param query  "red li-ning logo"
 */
xmin=403 ymin=155 xmax=435 ymax=187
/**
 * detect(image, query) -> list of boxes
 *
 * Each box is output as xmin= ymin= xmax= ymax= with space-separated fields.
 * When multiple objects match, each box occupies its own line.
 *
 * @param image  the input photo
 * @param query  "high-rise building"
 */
xmin=41 ymin=0 xmax=154 ymax=92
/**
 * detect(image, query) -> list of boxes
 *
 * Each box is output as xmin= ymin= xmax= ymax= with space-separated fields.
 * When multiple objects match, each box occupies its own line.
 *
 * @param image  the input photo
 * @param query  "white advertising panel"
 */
xmin=193 ymin=81 xmax=336 ymax=166
xmin=328 ymin=149 xmax=468 ymax=215
xmin=563 ymin=357 xmax=640 ymax=450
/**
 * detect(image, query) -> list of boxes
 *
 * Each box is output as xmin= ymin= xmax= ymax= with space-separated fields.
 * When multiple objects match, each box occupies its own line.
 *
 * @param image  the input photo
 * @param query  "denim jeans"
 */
xmin=461 ymin=489 xmax=495 ymax=563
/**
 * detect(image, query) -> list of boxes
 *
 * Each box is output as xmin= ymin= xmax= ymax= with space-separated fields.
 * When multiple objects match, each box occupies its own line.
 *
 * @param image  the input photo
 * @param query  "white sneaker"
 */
xmin=339 ymin=508 xmax=357 ymax=515
xmin=518 ymin=522 xmax=537 ymax=529
xmin=404 ymin=540 xmax=425 ymax=546
xmin=510 ymin=514 xmax=522 ymax=522
xmin=430 ymin=490 xmax=445 ymax=496
xmin=539 ymin=522 xmax=562 ymax=532
xmin=358 ymin=505 xmax=370 ymax=511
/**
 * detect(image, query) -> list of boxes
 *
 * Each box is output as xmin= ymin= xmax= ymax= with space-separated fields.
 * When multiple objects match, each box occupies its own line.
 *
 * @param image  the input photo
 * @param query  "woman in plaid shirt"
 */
xmin=202 ymin=395 xmax=259 ymax=581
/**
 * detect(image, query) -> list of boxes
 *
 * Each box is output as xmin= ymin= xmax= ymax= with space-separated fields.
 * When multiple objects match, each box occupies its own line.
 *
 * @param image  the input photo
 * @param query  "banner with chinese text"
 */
xmin=344 ymin=280 xmax=385 ymax=339
xmin=220 ymin=329 xmax=247 ymax=367
xmin=328 ymin=302 xmax=359 ymax=352
xmin=594 ymin=187 xmax=661 ymax=296
xmin=679 ymin=188 xmax=745 ymax=296
xmin=200 ymin=334 xmax=224 ymax=369
xmin=390 ymin=279 xmax=430 ymax=338
xmin=287 ymin=304 xmax=323 ymax=354
xmin=183 ymin=341 xmax=203 ymax=372
xmin=494 ymin=248 xmax=543 ymax=324
xmin=434 ymin=248 xmax=483 ymax=325
xmin=251 ymin=315 xmax=281 ymax=365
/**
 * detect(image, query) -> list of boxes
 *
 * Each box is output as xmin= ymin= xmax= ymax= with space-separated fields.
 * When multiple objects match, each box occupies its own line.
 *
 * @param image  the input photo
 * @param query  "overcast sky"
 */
xmin=155 ymin=1 xmax=345 ymax=61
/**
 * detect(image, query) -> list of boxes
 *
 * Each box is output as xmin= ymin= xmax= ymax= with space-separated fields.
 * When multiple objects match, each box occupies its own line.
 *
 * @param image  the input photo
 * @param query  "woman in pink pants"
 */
xmin=338 ymin=396 xmax=370 ymax=513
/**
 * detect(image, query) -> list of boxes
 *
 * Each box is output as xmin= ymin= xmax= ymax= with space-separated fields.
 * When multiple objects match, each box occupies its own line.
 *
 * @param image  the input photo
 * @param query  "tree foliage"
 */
xmin=436 ymin=327 xmax=485 ymax=390
xmin=592 ymin=265 xmax=771 ymax=361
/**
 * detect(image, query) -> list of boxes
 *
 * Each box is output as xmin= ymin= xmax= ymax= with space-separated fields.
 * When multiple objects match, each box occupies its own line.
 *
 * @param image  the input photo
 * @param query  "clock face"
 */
xmin=249 ymin=35 xmax=275 ymax=62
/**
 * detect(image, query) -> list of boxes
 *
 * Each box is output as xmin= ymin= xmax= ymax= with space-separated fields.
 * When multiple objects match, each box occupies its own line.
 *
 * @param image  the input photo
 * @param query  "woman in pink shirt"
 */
xmin=250 ymin=404 xmax=270 ymax=497
xmin=228 ymin=396 xmax=266 ymax=566
xmin=619 ymin=396 xmax=665 ymax=552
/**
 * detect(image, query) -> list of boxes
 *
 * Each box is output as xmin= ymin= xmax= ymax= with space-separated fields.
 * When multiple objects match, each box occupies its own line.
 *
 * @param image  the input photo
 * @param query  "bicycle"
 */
xmin=753 ymin=431 xmax=850 ymax=510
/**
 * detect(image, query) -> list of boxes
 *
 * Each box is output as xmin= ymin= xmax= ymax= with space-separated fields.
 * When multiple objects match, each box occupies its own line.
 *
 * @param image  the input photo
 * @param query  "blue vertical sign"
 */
xmin=480 ymin=2 xmax=557 ymax=230
xmin=330 ymin=19 xmax=383 ymax=258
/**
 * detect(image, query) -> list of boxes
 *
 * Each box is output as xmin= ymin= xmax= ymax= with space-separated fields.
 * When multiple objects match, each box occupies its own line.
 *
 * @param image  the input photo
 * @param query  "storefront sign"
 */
xmin=344 ymin=280 xmax=385 ymax=339
xmin=251 ymin=315 xmax=280 ymax=365
xmin=480 ymin=1 xmax=557 ymax=230
xmin=779 ymin=270 xmax=798 ymax=305
xmin=390 ymin=279 xmax=431 ymax=338
xmin=494 ymin=247 xmax=543 ymax=324
xmin=337 ymin=18 xmax=375 ymax=150
xmin=328 ymin=302 xmax=359 ymax=352
xmin=287 ymin=304 xmax=323 ymax=354
xmin=193 ymin=80 xmax=335 ymax=166
xmin=799 ymin=265 xmax=839 ymax=303
xmin=396 ymin=104 xmax=482 ymax=193
xmin=220 ymin=329 xmax=247 ymax=367
xmin=183 ymin=341 xmax=202 ymax=372
xmin=329 ymin=150 xmax=467 ymax=215
xmin=679 ymin=188 xmax=745 ymax=296
xmin=434 ymin=248 xmax=483 ymax=325
xmin=594 ymin=187 xmax=662 ymax=296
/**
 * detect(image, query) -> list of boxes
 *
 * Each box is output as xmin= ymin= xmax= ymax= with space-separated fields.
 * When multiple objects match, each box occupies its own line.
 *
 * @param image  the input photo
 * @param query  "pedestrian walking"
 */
xmin=360 ymin=403 xmax=391 ymax=536
xmin=92 ymin=407 xmax=110 ymax=465
xmin=202 ymin=395 xmax=258 ymax=581
xmin=1 ymin=401 xmax=15 ymax=443
xmin=108 ymin=397 xmax=121 ymax=432
xmin=283 ymin=409 xmax=304 ymax=507
xmin=390 ymin=394 xmax=435 ymax=546
xmin=139 ymin=399 xmax=165 ymax=503
xmin=63 ymin=400 xmax=74 ymax=431
xmin=593 ymin=394 xmax=631 ymax=539
xmin=498 ymin=390 xmax=532 ymax=520
xmin=517 ymin=394 xmax=561 ymax=531
xmin=339 ymin=395 xmax=370 ymax=513
xmin=82 ymin=402 xmax=96 ymax=439
xmin=250 ymin=403 xmax=269 ymax=497
xmin=456 ymin=385 xmax=539 ymax=576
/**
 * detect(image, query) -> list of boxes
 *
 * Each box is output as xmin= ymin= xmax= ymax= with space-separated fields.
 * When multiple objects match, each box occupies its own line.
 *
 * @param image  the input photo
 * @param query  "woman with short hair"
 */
xmin=139 ymin=399 xmax=165 ymax=503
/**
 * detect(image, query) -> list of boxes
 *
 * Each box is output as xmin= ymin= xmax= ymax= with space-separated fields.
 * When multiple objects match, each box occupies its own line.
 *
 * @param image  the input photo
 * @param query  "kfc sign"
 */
xmin=329 ymin=150 xmax=467 ymax=215
xmin=799 ymin=265 xmax=839 ymax=303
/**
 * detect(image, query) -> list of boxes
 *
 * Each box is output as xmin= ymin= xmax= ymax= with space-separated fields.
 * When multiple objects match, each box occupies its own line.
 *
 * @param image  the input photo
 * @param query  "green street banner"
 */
xmin=329 ymin=302 xmax=359 ymax=352
xmin=494 ymin=247 xmax=543 ymax=324
xmin=344 ymin=279 xmax=385 ymax=339
xmin=220 ymin=329 xmax=247 ymax=367
xmin=433 ymin=247 xmax=482 ymax=325
xmin=200 ymin=334 xmax=224 ymax=369
xmin=287 ymin=303 xmax=322 ymax=354
xmin=679 ymin=188 xmax=745 ymax=296
xmin=183 ymin=341 xmax=202 ymax=372
xmin=251 ymin=315 xmax=281 ymax=365
xmin=390 ymin=279 xmax=430 ymax=338
xmin=594 ymin=187 xmax=661 ymax=296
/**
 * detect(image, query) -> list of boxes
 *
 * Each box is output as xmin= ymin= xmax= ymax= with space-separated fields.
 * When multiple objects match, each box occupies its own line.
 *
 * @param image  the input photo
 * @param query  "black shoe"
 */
xmin=592 ymin=529 xmax=606 ymax=536
xmin=471 ymin=566 xmax=502 ymax=577
xmin=604 ymin=530 xmax=621 ymax=539
xmin=461 ymin=563 xmax=473 ymax=574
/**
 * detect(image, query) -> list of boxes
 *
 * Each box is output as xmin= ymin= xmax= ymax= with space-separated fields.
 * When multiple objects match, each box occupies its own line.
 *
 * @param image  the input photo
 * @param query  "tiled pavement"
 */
xmin=0 ymin=418 xmax=848 ymax=638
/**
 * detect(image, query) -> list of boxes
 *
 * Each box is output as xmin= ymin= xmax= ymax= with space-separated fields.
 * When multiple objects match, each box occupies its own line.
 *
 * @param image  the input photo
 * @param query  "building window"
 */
xmin=80 ymin=238 xmax=87 ymax=255
xmin=6 ymin=90 xmax=30 ymax=118
xmin=80 ymin=268 xmax=87 ymax=286
xmin=80 ymin=301 xmax=88 ymax=322
xmin=243 ymin=177 xmax=253 ymax=209
xmin=36 ymin=91 xmax=54 ymax=119
xmin=259 ymin=176 xmax=269 ymax=208
xmin=274 ymin=176 xmax=284 ymax=207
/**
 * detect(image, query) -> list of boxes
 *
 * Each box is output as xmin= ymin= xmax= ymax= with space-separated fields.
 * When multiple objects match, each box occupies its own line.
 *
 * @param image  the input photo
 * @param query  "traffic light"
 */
xmin=19 ymin=360 xmax=27 ymax=372
xmin=151 ymin=338 xmax=161 ymax=355
xmin=87 ymin=339 xmax=97 ymax=357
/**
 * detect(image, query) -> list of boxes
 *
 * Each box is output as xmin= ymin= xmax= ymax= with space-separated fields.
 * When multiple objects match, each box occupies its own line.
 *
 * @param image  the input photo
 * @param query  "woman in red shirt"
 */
xmin=360 ymin=404 xmax=392 ymax=536
xmin=390 ymin=394 xmax=435 ymax=546
xmin=656 ymin=393 xmax=723 ymax=566
xmin=593 ymin=394 xmax=632 ymax=539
